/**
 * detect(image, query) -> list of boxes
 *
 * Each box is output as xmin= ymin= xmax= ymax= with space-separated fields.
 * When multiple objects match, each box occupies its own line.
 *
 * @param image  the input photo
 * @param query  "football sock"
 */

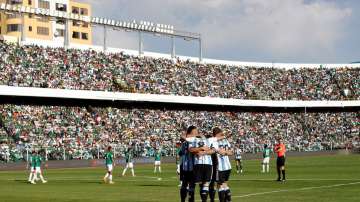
xmin=159 ymin=166 xmax=161 ymax=173
xmin=277 ymin=167 xmax=281 ymax=180
xmin=266 ymin=164 xmax=270 ymax=172
xmin=262 ymin=164 xmax=265 ymax=172
xmin=218 ymin=188 xmax=226 ymax=202
xmin=39 ymin=174 xmax=45 ymax=182
xmin=131 ymin=168 xmax=135 ymax=176
xmin=225 ymin=187 xmax=231 ymax=202
xmin=236 ymin=165 xmax=239 ymax=172
xmin=209 ymin=184 xmax=216 ymax=202
xmin=180 ymin=187 xmax=187 ymax=202
xmin=282 ymin=170 xmax=286 ymax=180
xmin=188 ymin=187 xmax=195 ymax=202
xmin=200 ymin=185 xmax=209 ymax=202
xmin=28 ymin=173 xmax=33 ymax=181
xmin=122 ymin=168 xmax=127 ymax=176
xmin=109 ymin=174 xmax=113 ymax=182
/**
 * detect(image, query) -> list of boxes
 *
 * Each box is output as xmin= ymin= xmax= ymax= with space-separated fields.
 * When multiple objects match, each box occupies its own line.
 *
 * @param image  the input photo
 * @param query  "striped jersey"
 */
xmin=189 ymin=137 xmax=213 ymax=165
xmin=179 ymin=141 xmax=194 ymax=171
xmin=235 ymin=148 xmax=242 ymax=160
xmin=214 ymin=139 xmax=232 ymax=171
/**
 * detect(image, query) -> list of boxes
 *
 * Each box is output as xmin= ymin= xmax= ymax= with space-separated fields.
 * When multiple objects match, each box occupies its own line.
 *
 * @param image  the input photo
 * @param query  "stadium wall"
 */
xmin=0 ymin=86 xmax=359 ymax=108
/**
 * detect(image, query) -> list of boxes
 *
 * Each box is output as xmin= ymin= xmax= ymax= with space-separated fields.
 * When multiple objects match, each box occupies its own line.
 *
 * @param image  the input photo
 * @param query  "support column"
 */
xmin=103 ymin=24 xmax=107 ymax=52
xmin=64 ymin=19 xmax=70 ymax=49
xmin=171 ymin=36 xmax=175 ymax=58
xmin=138 ymin=31 xmax=143 ymax=55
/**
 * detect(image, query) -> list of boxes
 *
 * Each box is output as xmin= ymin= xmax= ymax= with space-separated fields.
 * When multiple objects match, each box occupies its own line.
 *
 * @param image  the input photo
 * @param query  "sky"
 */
xmin=78 ymin=0 xmax=360 ymax=63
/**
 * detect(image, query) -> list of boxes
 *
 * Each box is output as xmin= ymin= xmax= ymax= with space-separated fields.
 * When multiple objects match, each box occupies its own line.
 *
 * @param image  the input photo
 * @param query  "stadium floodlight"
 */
xmin=0 ymin=3 xmax=201 ymax=61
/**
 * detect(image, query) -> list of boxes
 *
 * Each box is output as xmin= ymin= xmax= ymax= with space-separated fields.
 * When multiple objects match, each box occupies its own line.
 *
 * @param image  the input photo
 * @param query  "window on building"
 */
xmin=72 ymin=31 xmax=80 ymax=39
xmin=55 ymin=29 xmax=65 ymax=37
xmin=38 ymin=0 xmax=50 ymax=9
xmin=56 ymin=19 xmax=65 ymax=25
xmin=81 ymin=33 xmax=88 ymax=40
xmin=7 ymin=24 xmax=21 ymax=32
xmin=80 ymin=8 xmax=88 ymax=15
xmin=56 ymin=3 xmax=67 ymax=12
xmin=72 ymin=20 xmax=81 ymax=27
xmin=6 ymin=13 xmax=21 ymax=19
xmin=37 ymin=26 xmax=49 ymax=35
xmin=82 ymin=22 xmax=89 ymax=28
xmin=37 ymin=16 xmax=49 ymax=22
xmin=28 ymin=26 xmax=32 ymax=32
xmin=72 ymin=7 xmax=79 ymax=14
xmin=6 ymin=0 xmax=23 ymax=5
xmin=28 ymin=0 xmax=32 ymax=5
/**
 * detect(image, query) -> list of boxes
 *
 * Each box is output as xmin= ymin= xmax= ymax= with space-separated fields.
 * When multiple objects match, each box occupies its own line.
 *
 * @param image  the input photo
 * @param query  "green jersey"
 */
xmin=31 ymin=155 xmax=42 ymax=167
xmin=105 ymin=152 xmax=113 ymax=165
xmin=30 ymin=155 xmax=36 ymax=167
xmin=175 ymin=148 xmax=181 ymax=164
xmin=154 ymin=151 xmax=161 ymax=161
xmin=263 ymin=148 xmax=271 ymax=158
xmin=125 ymin=151 xmax=134 ymax=163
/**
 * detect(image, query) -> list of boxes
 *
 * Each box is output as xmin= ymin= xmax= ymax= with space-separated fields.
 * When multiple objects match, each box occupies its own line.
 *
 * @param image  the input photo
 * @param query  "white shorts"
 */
xmin=126 ymin=162 xmax=134 ymax=168
xmin=154 ymin=161 xmax=161 ymax=166
xmin=106 ymin=164 xmax=113 ymax=172
xmin=263 ymin=157 xmax=270 ymax=164
xmin=30 ymin=167 xmax=36 ymax=173
xmin=35 ymin=167 xmax=41 ymax=173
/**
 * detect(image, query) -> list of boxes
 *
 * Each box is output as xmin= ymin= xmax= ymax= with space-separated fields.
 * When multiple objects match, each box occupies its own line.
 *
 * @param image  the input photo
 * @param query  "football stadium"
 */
xmin=0 ymin=1 xmax=359 ymax=202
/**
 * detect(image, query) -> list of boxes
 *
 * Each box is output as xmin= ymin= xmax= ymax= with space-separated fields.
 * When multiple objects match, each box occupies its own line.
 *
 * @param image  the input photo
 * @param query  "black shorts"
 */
xmin=217 ymin=170 xmax=231 ymax=184
xmin=194 ymin=164 xmax=213 ymax=183
xmin=277 ymin=156 xmax=285 ymax=167
xmin=235 ymin=158 xmax=242 ymax=162
xmin=180 ymin=165 xmax=194 ymax=183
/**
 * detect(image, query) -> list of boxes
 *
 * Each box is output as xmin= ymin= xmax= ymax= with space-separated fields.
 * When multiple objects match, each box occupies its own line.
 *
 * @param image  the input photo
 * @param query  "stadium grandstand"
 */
xmin=0 ymin=1 xmax=359 ymax=202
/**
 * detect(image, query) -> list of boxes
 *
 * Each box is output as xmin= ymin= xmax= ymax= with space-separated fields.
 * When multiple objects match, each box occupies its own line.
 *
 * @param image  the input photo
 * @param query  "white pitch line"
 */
xmin=229 ymin=178 xmax=360 ymax=181
xmin=234 ymin=181 xmax=360 ymax=198
xmin=195 ymin=181 xmax=360 ymax=201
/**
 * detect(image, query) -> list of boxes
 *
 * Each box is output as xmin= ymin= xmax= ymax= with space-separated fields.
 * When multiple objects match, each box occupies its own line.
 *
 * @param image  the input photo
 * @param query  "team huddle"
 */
xmin=178 ymin=126 xmax=233 ymax=202
xmin=26 ymin=125 xmax=287 ymax=202
xmin=178 ymin=126 xmax=287 ymax=202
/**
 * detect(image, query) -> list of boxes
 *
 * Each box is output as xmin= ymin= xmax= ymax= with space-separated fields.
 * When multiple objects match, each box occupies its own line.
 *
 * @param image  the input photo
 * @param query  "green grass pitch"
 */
xmin=0 ymin=154 xmax=359 ymax=202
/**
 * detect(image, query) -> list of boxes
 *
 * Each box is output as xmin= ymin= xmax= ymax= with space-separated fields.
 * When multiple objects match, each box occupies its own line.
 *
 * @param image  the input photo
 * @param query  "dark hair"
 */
xmin=264 ymin=144 xmax=268 ymax=148
xmin=212 ymin=127 xmax=222 ymax=137
xmin=187 ymin=126 xmax=197 ymax=135
xmin=108 ymin=146 xmax=112 ymax=151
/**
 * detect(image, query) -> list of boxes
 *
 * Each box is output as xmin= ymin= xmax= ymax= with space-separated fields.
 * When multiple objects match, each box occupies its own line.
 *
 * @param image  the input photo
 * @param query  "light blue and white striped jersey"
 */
xmin=214 ymin=139 xmax=232 ymax=171
xmin=235 ymin=148 xmax=242 ymax=160
xmin=179 ymin=139 xmax=194 ymax=171
xmin=188 ymin=137 xmax=213 ymax=165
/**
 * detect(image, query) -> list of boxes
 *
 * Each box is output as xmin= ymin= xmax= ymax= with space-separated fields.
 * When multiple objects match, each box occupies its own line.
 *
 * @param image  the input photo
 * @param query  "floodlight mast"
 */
xmin=0 ymin=3 xmax=203 ymax=62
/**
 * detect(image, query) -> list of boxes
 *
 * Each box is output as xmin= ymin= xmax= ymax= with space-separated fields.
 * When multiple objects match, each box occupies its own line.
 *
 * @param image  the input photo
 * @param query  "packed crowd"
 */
xmin=0 ymin=104 xmax=358 ymax=162
xmin=0 ymin=42 xmax=359 ymax=100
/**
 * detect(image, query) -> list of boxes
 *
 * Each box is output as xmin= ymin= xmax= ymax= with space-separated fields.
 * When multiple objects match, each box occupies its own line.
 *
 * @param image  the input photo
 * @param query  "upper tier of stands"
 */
xmin=0 ymin=41 xmax=359 ymax=101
